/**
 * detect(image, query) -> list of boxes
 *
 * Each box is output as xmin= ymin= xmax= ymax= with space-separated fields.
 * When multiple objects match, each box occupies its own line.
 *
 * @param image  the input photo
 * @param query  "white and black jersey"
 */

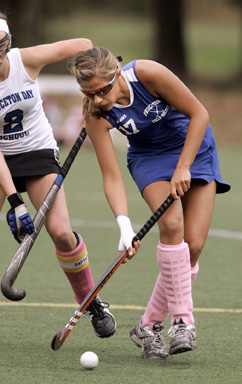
xmin=0 ymin=48 xmax=60 ymax=192
xmin=0 ymin=48 xmax=58 ymax=156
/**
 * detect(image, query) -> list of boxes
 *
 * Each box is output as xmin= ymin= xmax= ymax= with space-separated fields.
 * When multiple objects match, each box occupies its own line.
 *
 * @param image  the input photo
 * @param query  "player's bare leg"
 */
xmin=167 ymin=180 xmax=216 ymax=354
xmin=26 ymin=174 xmax=116 ymax=338
xmin=182 ymin=179 xmax=216 ymax=266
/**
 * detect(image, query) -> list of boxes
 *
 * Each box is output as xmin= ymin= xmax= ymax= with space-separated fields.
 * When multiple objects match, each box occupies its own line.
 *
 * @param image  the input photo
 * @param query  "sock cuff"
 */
xmin=158 ymin=240 xmax=187 ymax=251
xmin=157 ymin=240 xmax=190 ymax=262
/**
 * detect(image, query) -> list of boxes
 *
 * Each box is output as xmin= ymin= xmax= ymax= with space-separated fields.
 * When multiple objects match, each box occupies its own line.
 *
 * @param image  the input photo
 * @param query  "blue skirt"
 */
xmin=127 ymin=125 xmax=230 ymax=195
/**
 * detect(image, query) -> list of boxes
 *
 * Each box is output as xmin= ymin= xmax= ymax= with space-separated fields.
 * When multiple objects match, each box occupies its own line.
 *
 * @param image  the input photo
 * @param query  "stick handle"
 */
xmin=59 ymin=128 xmax=87 ymax=179
xmin=132 ymin=194 xmax=174 ymax=246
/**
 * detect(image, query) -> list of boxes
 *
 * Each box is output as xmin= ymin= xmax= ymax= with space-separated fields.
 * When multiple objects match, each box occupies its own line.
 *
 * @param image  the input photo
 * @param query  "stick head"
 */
xmin=1 ymin=271 xmax=26 ymax=301
xmin=51 ymin=329 xmax=65 ymax=351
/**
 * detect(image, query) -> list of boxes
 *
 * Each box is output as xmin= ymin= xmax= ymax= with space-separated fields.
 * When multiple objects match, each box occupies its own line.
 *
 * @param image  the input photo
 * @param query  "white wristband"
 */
xmin=116 ymin=215 xmax=132 ymax=232
xmin=116 ymin=215 xmax=135 ymax=252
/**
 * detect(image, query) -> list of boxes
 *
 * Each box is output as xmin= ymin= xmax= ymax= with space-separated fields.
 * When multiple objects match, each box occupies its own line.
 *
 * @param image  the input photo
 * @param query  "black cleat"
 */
xmin=84 ymin=296 xmax=116 ymax=338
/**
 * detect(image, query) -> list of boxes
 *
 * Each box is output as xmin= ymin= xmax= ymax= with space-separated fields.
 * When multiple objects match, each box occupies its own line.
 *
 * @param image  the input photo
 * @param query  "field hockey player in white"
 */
xmin=0 ymin=13 xmax=116 ymax=339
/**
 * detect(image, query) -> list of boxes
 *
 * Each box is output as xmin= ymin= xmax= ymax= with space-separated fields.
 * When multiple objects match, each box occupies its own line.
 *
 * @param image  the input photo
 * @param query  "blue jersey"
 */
xmin=105 ymin=60 xmax=230 ymax=195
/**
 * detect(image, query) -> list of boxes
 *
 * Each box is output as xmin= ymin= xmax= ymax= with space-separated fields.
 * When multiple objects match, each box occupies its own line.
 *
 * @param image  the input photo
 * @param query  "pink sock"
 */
xmin=142 ymin=242 xmax=170 ymax=327
xmin=56 ymin=234 xmax=94 ymax=304
xmin=142 ymin=244 xmax=198 ymax=328
xmin=142 ymin=273 xmax=169 ymax=328
xmin=191 ymin=262 xmax=199 ymax=284
xmin=157 ymin=241 xmax=194 ymax=325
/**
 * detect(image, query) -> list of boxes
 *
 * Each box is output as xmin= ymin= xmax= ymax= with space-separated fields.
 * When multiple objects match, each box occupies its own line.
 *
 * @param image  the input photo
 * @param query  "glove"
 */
xmin=116 ymin=215 xmax=136 ymax=256
xmin=6 ymin=193 xmax=35 ymax=243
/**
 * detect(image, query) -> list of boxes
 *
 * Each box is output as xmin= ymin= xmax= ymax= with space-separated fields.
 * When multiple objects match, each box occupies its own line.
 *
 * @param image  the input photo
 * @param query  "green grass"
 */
xmin=44 ymin=11 xmax=241 ymax=79
xmin=187 ymin=21 xmax=241 ymax=79
xmin=0 ymin=146 xmax=241 ymax=384
xmin=45 ymin=13 xmax=154 ymax=64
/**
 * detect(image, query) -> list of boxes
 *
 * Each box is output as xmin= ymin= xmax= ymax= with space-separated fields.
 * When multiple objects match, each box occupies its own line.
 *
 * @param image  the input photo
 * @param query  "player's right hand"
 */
xmin=116 ymin=215 xmax=140 ymax=262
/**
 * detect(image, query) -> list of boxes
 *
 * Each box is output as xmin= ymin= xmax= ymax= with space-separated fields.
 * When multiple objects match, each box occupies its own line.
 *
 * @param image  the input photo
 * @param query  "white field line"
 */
xmin=0 ymin=214 xmax=241 ymax=240
xmin=1 ymin=215 xmax=241 ymax=314
xmin=71 ymin=218 xmax=242 ymax=240
xmin=0 ymin=301 xmax=241 ymax=313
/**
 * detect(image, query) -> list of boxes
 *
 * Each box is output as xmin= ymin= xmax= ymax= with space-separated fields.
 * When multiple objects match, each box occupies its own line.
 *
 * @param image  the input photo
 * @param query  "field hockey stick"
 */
xmin=51 ymin=193 xmax=174 ymax=351
xmin=1 ymin=128 xmax=87 ymax=302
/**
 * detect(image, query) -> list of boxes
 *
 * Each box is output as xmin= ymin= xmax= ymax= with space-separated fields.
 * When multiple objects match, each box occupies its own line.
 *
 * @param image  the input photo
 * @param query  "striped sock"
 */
xmin=56 ymin=233 xmax=94 ymax=304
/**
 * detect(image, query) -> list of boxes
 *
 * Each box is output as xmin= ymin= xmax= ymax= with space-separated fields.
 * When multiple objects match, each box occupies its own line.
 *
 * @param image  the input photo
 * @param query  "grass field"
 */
xmin=0 ymin=2 xmax=241 ymax=383
xmin=0 ymin=144 xmax=241 ymax=384
xmin=44 ymin=7 xmax=241 ymax=81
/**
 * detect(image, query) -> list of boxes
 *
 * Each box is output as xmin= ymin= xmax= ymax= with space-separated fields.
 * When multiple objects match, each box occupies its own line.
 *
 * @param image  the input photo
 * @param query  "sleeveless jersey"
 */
xmin=0 ymin=48 xmax=57 ymax=156
xmin=105 ymin=60 xmax=230 ymax=194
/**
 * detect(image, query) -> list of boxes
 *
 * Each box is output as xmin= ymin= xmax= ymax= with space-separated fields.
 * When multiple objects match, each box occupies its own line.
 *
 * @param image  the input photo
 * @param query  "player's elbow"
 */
xmin=80 ymin=38 xmax=93 ymax=51
xmin=202 ymin=107 xmax=209 ymax=126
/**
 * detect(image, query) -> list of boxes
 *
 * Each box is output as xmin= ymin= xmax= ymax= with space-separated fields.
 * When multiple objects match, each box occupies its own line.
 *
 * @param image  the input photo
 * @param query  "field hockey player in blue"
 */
xmin=0 ymin=14 xmax=116 ymax=339
xmin=73 ymin=46 xmax=230 ymax=359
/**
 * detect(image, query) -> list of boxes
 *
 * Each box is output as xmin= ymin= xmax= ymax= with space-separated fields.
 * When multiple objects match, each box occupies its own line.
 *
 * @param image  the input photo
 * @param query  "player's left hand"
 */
xmin=6 ymin=193 xmax=35 ymax=243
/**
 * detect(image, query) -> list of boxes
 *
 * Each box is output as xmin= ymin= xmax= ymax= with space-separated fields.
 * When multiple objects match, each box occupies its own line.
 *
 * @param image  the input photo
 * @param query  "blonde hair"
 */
xmin=72 ymin=47 xmax=121 ymax=122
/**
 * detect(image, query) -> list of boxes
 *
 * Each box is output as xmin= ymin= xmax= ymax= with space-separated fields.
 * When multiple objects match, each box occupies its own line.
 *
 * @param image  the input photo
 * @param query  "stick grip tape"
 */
xmin=132 ymin=194 xmax=174 ymax=246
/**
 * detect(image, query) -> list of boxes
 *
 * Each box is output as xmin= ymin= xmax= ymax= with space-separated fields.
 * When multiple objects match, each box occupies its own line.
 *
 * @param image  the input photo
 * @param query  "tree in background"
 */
xmin=4 ymin=0 xmax=86 ymax=47
xmin=2 ymin=0 xmax=241 ymax=83
xmin=227 ymin=0 xmax=242 ymax=84
xmin=151 ymin=0 xmax=188 ymax=80
xmin=5 ymin=0 xmax=45 ymax=47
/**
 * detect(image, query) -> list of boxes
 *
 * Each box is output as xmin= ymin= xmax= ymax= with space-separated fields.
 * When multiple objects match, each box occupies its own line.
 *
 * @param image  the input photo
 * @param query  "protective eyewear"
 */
xmin=80 ymin=70 xmax=117 ymax=98
xmin=0 ymin=33 xmax=11 ymax=53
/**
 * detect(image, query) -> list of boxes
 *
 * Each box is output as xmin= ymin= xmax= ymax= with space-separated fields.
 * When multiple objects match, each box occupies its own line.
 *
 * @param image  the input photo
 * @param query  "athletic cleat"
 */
xmin=130 ymin=319 xmax=169 ymax=359
xmin=168 ymin=317 xmax=197 ymax=355
xmin=84 ymin=296 xmax=116 ymax=338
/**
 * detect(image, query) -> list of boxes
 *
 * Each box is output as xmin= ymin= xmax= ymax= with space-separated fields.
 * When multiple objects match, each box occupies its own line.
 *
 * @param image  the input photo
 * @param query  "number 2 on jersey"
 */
xmin=4 ymin=109 xmax=24 ymax=134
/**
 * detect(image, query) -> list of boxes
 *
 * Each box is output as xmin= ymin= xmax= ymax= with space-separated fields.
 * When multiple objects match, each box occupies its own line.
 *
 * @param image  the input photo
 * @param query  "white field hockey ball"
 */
xmin=80 ymin=351 xmax=98 ymax=370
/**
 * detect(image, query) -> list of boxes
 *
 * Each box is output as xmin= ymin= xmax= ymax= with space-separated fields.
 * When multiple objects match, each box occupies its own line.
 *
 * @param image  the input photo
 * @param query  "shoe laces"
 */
xmin=168 ymin=323 xmax=187 ymax=338
xmin=153 ymin=325 xmax=166 ymax=347
xmin=143 ymin=324 xmax=165 ymax=348
xmin=85 ymin=298 xmax=110 ymax=319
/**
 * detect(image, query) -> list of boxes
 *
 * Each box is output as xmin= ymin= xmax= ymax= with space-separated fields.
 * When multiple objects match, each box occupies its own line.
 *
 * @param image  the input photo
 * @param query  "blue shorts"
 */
xmin=127 ymin=127 xmax=230 ymax=195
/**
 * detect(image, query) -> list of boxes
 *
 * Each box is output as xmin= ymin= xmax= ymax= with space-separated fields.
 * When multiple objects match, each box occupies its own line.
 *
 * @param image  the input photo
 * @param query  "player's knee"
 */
xmin=49 ymin=225 xmax=73 ymax=249
xmin=159 ymin=215 xmax=183 ymax=240
xmin=188 ymin=239 xmax=204 ymax=264
xmin=53 ymin=230 xmax=70 ymax=244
